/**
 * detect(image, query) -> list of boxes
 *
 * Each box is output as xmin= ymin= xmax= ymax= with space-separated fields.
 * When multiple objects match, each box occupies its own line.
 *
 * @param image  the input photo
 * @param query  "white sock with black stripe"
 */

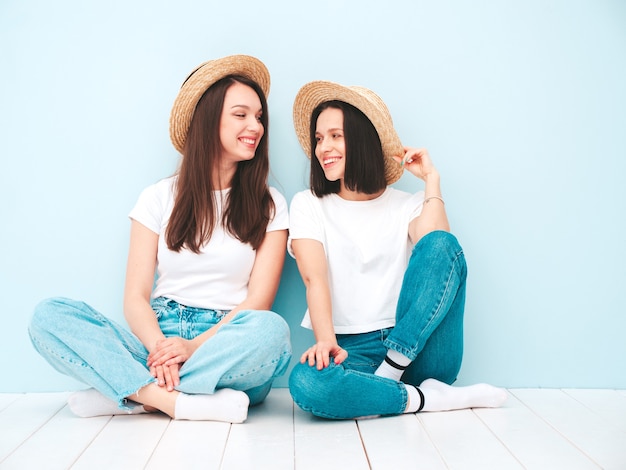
xmin=419 ymin=378 xmax=509 ymax=412
xmin=375 ymin=349 xmax=412 ymax=381
xmin=404 ymin=384 xmax=425 ymax=413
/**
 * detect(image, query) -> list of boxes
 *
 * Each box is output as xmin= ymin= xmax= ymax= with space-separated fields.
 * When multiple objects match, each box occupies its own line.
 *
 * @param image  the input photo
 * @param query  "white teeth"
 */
xmin=241 ymin=138 xmax=255 ymax=145
xmin=324 ymin=157 xmax=341 ymax=165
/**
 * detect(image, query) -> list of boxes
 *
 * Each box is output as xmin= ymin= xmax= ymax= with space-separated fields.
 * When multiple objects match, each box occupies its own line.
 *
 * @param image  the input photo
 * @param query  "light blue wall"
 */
xmin=1 ymin=0 xmax=624 ymax=392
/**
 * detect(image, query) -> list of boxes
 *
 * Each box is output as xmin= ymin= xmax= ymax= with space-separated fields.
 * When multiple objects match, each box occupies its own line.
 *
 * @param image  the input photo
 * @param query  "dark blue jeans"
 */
xmin=289 ymin=231 xmax=466 ymax=419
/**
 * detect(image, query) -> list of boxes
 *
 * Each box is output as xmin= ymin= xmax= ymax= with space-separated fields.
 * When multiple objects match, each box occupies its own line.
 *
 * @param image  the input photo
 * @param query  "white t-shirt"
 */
xmin=288 ymin=188 xmax=424 ymax=334
xmin=129 ymin=176 xmax=288 ymax=310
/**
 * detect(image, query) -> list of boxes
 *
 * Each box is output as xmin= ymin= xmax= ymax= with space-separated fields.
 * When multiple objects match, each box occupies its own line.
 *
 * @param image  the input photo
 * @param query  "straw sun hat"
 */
xmin=293 ymin=81 xmax=404 ymax=185
xmin=169 ymin=54 xmax=270 ymax=154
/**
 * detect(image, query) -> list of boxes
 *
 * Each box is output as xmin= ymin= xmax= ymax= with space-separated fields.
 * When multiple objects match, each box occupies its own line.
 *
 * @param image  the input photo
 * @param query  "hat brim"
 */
xmin=170 ymin=55 xmax=270 ymax=154
xmin=293 ymin=81 xmax=404 ymax=185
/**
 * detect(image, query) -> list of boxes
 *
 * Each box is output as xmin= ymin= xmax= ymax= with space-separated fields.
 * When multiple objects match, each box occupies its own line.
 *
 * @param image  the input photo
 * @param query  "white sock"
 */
xmin=418 ymin=378 xmax=508 ymax=412
xmin=375 ymin=350 xmax=411 ymax=381
xmin=174 ymin=388 xmax=250 ymax=423
xmin=404 ymin=384 xmax=425 ymax=413
xmin=68 ymin=388 xmax=147 ymax=418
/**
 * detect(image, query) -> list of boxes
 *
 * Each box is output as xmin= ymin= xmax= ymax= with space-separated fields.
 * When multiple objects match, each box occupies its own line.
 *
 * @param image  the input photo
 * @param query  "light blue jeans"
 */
xmin=289 ymin=231 xmax=466 ymax=419
xmin=29 ymin=296 xmax=292 ymax=410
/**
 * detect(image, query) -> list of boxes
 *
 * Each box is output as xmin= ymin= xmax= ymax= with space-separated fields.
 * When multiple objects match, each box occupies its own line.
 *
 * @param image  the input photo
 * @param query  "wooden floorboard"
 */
xmin=419 ymin=408 xmax=525 ymax=469
xmin=221 ymin=389 xmax=294 ymax=470
xmin=0 ymin=388 xmax=625 ymax=469
xmin=474 ymin=392 xmax=600 ymax=469
xmin=511 ymin=389 xmax=626 ymax=470
xmin=71 ymin=413 xmax=171 ymax=469
xmin=563 ymin=388 xmax=626 ymax=434
xmin=0 ymin=392 xmax=70 ymax=464
xmin=0 ymin=394 xmax=22 ymax=413
xmin=1 ymin=405 xmax=111 ymax=469
xmin=293 ymin=403 xmax=370 ymax=470
xmin=145 ymin=419 xmax=230 ymax=469
xmin=357 ymin=413 xmax=447 ymax=469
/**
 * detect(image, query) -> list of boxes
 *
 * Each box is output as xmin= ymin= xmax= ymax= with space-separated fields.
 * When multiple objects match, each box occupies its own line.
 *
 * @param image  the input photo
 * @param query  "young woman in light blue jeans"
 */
xmin=287 ymin=81 xmax=507 ymax=419
xmin=28 ymin=55 xmax=291 ymax=423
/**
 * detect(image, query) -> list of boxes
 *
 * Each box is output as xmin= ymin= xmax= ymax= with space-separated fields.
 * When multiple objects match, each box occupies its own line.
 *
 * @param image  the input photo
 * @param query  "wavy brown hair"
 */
xmin=165 ymin=75 xmax=274 ymax=253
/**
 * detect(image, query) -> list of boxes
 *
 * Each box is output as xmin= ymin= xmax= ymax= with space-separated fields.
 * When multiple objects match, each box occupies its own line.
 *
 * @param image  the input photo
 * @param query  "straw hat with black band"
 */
xmin=169 ymin=54 xmax=270 ymax=154
xmin=292 ymin=81 xmax=404 ymax=185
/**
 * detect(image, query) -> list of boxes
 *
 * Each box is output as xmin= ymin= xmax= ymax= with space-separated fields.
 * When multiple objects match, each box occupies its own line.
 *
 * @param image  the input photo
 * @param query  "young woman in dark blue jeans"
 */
xmin=287 ymin=81 xmax=507 ymax=419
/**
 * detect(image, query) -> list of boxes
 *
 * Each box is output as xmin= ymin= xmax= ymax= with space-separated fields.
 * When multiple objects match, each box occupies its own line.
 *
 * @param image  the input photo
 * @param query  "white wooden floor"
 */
xmin=0 ymin=388 xmax=625 ymax=469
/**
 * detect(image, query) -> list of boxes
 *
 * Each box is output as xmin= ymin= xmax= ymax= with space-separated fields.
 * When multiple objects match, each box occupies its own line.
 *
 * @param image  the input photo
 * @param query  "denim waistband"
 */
xmin=151 ymin=296 xmax=230 ymax=317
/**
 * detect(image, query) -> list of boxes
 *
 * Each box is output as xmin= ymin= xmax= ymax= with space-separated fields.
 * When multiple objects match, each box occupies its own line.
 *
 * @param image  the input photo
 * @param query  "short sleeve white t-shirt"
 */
xmin=288 ymin=188 xmax=424 ymax=334
xmin=128 ymin=176 xmax=288 ymax=310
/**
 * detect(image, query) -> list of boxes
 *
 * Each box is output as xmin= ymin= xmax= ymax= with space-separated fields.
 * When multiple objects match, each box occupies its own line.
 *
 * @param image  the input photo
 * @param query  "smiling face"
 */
xmin=219 ymin=81 xmax=264 ymax=165
xmin=314 ymin=107 xmax=346 ymax=182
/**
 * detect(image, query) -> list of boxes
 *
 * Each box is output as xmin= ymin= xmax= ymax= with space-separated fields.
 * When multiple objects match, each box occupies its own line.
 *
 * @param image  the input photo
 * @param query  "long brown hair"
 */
xmin=165 ymin=75 xmax=274 ymax=253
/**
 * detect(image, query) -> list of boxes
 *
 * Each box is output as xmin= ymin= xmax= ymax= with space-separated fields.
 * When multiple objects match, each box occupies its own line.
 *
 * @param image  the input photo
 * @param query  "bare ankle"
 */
xmin=128 ymin=383 xmax=179 ymax=418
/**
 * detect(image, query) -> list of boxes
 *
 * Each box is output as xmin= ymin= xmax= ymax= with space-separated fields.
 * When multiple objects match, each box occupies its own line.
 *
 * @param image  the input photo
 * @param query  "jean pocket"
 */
xmin=151 ymin=297 xmax=175 ymax=321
